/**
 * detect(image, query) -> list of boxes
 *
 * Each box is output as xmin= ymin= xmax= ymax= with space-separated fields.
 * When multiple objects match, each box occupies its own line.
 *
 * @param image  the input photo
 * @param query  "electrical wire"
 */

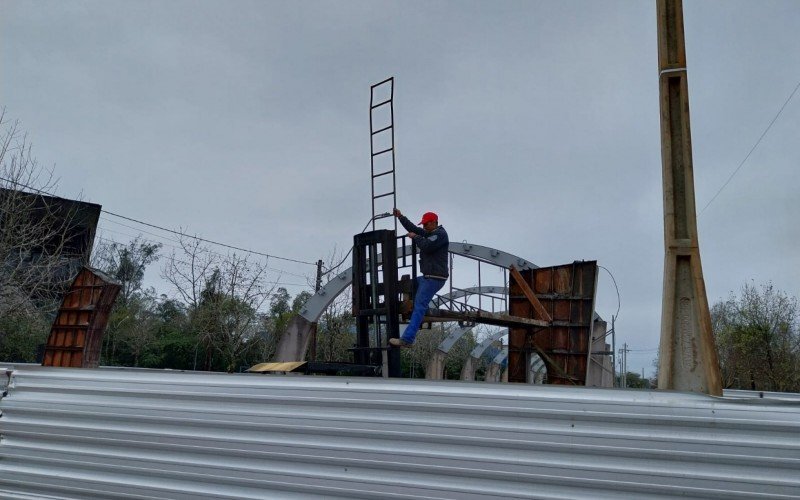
xmin=699 ymin=78 xmax=800 ymax=216
xmin=321 ymin=212 xmax=392 ymax=277
xmin=102 ymin=210 xmax=317 ymax=266
xmin=0 ymin=174 xmax=318 ymax=266
xmin=94 ymin=234 xmax=312 ymax=289
xmin=94 ymin=224 xmax=312 ymax=281
xmin=598 ymin=265 xmax=621 ymax=322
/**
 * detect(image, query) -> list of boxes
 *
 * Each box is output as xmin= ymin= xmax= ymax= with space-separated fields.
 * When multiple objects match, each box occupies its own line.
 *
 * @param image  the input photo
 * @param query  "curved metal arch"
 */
xmin=275 ymin=242 xmax=538 ymax=362
xmin=476 ymin=348 xmax=546 ymax=384
xmin=299 ymin=242 xmax=537 ymax=323
xmin=485 ymin=347 xmax=508 ymax=383
xmin=469 ymin=328 xmax=509 ymax=359
xmin=460 ymin=329 xmax=508 ymax=381
xmin=425 ymin=325 xmax=473 ymax=380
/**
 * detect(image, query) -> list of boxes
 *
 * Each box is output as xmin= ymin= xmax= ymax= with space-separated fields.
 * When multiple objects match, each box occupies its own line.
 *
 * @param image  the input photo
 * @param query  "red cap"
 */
xmin=419 ymin=212 xmax=438 ymax=225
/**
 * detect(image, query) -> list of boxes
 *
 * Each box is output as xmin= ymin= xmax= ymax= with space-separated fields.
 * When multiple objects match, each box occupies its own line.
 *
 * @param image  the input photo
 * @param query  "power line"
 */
xmin=99 ymin=216 xmax=183 ymax=245
xmin=101 ymin=210 xmax=318 ymax=266
xmin=94 ymin=234 xmax=312 ymax=289
xmin=699 ymin=78 xmax=800 ymax=216
xmin=0 ymin=174 xmax=318 ymax=266
xmin=321 ymin=213 xmax=388 ymax=276
xmin=598 ymin=265 xmax=621 ymax=321
xmin=95 ymin=224 xmax=313 ymax=281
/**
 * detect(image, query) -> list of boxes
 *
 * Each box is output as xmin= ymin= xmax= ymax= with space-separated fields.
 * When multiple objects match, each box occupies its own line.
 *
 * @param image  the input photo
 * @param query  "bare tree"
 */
xmin=0 ymin=111 xmax=92 ymax=362
xmin=313 ymin=249 xmax=355 ymax=363
xmin=0 ymin=110 xmax=86 ymax=320
xmin=162 ymin=235 xmax=276 ymax=371
xmin=315 ymin=287 xmax=354 ymax=362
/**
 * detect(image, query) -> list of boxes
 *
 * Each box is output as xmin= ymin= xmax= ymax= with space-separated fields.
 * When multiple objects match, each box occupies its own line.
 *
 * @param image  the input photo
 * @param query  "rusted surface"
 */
xmin=508 ymin=261 xmax=598 ymax=385
xmin=509 ymin=265 xmax=552 ymax=322
xmin=42 ymin=267 xmax=120 ymax=368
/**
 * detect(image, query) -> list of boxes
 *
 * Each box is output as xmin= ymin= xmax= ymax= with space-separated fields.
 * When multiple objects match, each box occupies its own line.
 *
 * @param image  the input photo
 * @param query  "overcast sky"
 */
xmin=2 ymin=0 xmax=798 ymax=376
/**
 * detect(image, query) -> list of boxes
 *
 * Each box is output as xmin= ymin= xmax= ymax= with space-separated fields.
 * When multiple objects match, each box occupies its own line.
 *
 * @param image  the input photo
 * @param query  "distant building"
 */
xmin=0 ymin=187 xmax=101 ymax=308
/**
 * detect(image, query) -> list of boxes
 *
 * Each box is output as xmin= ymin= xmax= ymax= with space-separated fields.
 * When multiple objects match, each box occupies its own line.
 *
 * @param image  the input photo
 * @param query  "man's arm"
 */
xmin=394 ymin=209 xmax=425 ymax=236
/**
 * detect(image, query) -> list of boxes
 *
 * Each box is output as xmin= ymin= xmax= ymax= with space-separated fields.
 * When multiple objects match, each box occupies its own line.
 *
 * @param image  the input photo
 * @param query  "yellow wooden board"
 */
xmin=247 ymin=361 xmax=307 ymax=373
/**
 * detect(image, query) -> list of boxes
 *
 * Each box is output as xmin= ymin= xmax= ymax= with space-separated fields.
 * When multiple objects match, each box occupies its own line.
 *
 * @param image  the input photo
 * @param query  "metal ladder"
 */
xmin=369 ymin=77 xmax=397 ymax=232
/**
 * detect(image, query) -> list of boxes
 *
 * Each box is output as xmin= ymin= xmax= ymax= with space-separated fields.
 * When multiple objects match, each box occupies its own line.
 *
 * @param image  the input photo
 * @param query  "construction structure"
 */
xmin=41 ymin=267 xmax=120 ymax=368
xmin=2 ymin=4 xmax=797 ymax=499
xmin=265 ymin=77 xmax=614 ymax=385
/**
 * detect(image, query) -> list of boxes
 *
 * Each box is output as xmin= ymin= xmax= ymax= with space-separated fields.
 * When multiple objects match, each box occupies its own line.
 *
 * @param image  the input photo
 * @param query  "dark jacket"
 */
xmin=398 ymin=215 xmax=449 ymax=279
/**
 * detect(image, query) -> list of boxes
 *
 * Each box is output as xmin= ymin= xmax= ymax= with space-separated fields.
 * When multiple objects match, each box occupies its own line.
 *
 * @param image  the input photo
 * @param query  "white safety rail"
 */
xmin=1 ymin=364 xmax=799 ymax=499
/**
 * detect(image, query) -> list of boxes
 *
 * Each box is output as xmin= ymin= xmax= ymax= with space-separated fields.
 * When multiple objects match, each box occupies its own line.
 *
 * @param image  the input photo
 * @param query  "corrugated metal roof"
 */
xmin=1 ymin=364 xmax=799 ymax=499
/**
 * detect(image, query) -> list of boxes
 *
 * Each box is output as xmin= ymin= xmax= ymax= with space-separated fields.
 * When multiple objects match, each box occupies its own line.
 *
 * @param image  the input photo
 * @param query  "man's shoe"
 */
xmin=389 ymin=338 xmax=412 ymax=348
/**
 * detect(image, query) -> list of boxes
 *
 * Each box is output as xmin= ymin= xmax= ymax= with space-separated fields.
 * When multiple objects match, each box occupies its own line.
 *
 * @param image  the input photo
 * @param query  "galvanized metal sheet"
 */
xmin=1 ymin=364 xmax=799 ymax=499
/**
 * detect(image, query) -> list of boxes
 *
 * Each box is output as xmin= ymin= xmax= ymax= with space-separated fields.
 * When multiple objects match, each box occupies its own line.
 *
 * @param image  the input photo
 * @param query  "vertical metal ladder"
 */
xmin=369 ymin=77 xmax=397 ymax=232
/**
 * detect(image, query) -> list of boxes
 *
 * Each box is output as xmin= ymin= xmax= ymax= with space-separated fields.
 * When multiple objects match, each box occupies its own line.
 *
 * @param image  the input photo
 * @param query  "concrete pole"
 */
xmin=656 ymin=0 xmax=722 ymax=395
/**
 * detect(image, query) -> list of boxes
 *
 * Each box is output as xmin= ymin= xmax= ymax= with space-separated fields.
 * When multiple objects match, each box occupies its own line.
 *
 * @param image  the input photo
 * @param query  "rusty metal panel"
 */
xmin=42 ymin=267 xmax=120 ymax=368
xmin=509 ymin=260 xmax=598 ymax=385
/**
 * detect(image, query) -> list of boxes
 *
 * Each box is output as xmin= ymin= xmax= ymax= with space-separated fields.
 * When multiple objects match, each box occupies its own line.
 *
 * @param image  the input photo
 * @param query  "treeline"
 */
xmin=712 ymin=282 xmax=800 ymax=392
xmin=1 ymin=228 xmax=482 ymax=376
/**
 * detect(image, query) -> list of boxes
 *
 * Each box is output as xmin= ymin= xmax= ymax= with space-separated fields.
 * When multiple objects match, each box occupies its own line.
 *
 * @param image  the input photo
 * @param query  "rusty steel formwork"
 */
xmin=42 ymin=267 xmax=120 ymax=368
xmin=508 ymin=261 xmax=598 ymax=385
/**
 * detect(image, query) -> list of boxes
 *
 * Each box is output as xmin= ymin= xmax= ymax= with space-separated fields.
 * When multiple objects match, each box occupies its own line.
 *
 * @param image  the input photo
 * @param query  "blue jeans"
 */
xmin=402 ymin=276 xmax=446 ymax=344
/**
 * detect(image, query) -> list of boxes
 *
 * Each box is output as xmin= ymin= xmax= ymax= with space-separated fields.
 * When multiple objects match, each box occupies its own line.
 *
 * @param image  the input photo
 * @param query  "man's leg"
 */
xmin=401 ymin=277 xmax=445 ymax=344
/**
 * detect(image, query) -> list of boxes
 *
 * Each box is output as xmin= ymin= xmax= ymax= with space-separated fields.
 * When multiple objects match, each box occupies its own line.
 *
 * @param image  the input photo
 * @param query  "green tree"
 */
xmin=92 ymin=236 xmax=162 ymax=366
xmin=0 ymin=311 xmax=49 ymax=362
xmin=142 ymin=298 xmax=195 ymax=369
xmin=312 ymin=284 xmax=354 ymax=363
xmin=618 ymin=371 xmax=650 ymax=389
xmin=712 ymin=282 xmax=799 ymax=392
xmin=163 ymin=236 xmax=275 ymax=372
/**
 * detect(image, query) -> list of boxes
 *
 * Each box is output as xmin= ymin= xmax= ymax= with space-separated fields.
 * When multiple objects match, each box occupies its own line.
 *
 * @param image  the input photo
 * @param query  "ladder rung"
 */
xmin=371 ymin=99 xmax=391 ymax=109
xmin=372 ymin=170 xmax=393 ymax=178
xmin=373 ymin=192 xmax=394 ymax=200
xmin=371 ymin=124 xmax=392 ymax=135
xmin=372 ymin=147 xmax=392 ymax=157
xmin=371 ymin=77 xmax=394 ymax=89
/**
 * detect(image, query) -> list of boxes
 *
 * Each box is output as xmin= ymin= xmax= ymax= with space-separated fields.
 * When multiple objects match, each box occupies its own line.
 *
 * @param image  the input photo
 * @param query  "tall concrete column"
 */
xmin=656 ymin=0 xmax=722 ymax=395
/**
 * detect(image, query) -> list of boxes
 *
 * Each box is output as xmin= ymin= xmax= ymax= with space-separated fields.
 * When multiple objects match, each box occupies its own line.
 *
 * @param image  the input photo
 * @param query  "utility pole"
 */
xmin=308 ymin=259 xmax=323 ymax=362
xmin=611 ymin=315 xmax=616 ymax=387
xmin=618 ymin=343 xmax=629 ymax=388
xmin=655 ymin=0 xmax=722 ymax=395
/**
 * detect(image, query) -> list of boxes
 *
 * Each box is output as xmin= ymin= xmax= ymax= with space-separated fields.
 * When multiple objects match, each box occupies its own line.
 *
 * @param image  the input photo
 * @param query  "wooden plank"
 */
xmin=247 ymin=361 xmax=308 ymax=373
xmin=509 ymin=265 xmax=552 ymax=322
xmin=424 ymin=309 xmax=549 ymax=329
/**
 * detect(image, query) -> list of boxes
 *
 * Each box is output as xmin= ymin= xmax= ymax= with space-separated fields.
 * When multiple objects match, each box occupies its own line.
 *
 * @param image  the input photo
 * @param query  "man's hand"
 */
xmin=393 ymin=208 xmax=402 ymax=218
xmin=407 ymin=232 xmax=416 ymax=239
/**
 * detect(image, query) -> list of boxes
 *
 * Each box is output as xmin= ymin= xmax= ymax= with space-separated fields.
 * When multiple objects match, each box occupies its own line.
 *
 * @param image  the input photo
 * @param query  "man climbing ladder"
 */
xmin=389 ymin=208 xmax=449 ymax=348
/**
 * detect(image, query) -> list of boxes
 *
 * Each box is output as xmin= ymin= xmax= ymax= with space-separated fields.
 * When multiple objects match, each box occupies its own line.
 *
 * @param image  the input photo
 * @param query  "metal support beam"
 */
xmin=656 ymin=0 xmax=722 ymax=395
